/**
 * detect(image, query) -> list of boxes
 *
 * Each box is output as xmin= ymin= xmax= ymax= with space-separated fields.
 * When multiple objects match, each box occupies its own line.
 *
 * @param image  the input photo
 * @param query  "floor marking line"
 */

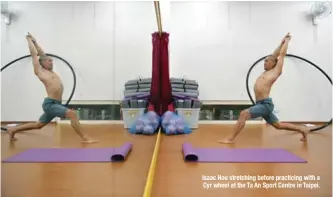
xmin=142 ymin=129 xmax=162 ymax=197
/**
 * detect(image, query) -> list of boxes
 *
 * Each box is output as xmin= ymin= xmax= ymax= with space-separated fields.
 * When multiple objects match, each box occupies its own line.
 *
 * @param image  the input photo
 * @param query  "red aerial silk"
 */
xmin=149 ymin=32 xmax=173 ymax=115
xmin=149 ymin=32 xmax=161 ymax=113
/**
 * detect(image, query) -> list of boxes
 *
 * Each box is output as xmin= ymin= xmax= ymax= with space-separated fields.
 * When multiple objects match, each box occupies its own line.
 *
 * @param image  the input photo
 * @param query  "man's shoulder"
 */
xmin=36 ymin=69 xmax=51 ymax=79
xmin=267 ymin=70 xmax=280 ymax=81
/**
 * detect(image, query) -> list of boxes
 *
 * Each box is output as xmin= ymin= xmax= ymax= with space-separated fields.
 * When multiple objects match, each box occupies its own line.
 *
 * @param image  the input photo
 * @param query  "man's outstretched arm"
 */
xmin=272 ymin=42 xmax=283 ymax=58
xmin=33 ymin=40 xmax=45 ymax=56
xmin=28 ymin=33 xmax=45 ymax=56
xmin=274 ymin=37 xmax=291 ymax=75
xmin=272 ymin=33 xmax=291 ymax=57
xmin=26 ymin=36 xmax=42 ymax=75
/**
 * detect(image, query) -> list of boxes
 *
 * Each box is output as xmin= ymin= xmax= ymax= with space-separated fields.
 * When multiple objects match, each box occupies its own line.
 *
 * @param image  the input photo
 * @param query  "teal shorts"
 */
xmin=248 ymin=97 xmax=279 ymax=124
xmin=39 ymin=97 xmax=68 ymax=123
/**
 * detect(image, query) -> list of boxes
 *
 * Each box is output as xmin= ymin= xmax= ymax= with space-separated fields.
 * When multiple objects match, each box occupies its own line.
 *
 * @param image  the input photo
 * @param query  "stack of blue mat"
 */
xmin=123 ymin=77 xmax=200 ymax=100
xmin=120 ymin=99 xmax=147 ymax=109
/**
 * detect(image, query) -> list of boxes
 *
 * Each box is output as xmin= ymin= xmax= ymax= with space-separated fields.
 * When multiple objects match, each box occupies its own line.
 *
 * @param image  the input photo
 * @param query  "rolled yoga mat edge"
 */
xmin=182 ymin=143 xmax=199 ymax=161
xmin=182 ymin=143 xmax=307 ymax=163
xmin=2 ymin=142 xmax=133 ymax=163
xmin=110 ymin=142 xmax=132 ymax=162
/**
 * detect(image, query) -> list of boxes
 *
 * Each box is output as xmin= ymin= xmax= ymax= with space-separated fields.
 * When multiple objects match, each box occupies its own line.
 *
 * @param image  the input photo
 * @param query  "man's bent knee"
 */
xmin=65 ymin=109 xmax=78 ymax=120
xmin=239 ymin=109 xmax=251 ymax=120
xmin=272 ymin=122 xmax=282 ymax=129
xmin=35 ymin=122 xmax=47 ymax=129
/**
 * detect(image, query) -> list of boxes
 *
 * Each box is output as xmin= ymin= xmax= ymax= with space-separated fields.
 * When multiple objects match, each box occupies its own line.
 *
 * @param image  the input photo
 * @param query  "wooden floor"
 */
xmin=1 ymin=123 xmax=332 ymax=197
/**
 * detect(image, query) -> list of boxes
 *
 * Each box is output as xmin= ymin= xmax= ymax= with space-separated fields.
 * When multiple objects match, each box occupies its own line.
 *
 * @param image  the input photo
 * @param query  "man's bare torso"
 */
xmin=37 ymin=69 xmax=64 ymax=100
xmin=254 ymin=69 xmax=279 ymax=101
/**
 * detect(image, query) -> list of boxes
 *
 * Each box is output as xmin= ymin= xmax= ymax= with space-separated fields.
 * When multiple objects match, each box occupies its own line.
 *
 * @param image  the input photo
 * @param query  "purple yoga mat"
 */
xmin=2 ymin=143 xmax=132 ymax=163
xmin=182 ymin=143 xmax=306 ymax=163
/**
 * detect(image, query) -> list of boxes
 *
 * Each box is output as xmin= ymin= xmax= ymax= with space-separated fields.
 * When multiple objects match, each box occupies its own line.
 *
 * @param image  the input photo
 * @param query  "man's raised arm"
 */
xmin=26 ymin=35 xmax=42 ymax=75
xmin=33 ymin=41 xmax=45 ymax=56
xmin=272 ymin=33 xmax=291 ymax=58
xmin=28 ymin=33 xmax=45 ymax=56
xmin=272 ymin=42 xmax=283 ymax=58
xmin=274 ymin=36 xmax=291 ymax=75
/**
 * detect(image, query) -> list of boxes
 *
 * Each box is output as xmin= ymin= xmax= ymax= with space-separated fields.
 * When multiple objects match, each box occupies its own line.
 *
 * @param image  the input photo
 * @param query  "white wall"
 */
xmin=1 ymin=1 xmax=332 ymax=122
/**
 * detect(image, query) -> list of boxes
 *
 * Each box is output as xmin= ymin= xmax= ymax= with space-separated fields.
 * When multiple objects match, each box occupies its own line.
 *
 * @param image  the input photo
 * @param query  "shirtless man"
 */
xmin=4 ymin=33 xmax=97 ymax=144
xmin=219 ymin=33 xmax=309 ymax=144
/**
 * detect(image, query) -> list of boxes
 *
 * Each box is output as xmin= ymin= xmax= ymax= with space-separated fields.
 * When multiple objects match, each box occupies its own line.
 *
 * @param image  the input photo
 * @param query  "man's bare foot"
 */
xmin=218 ymin=138 xmax=235 ymax=144
xmin=7 ymin=128 xmax=18 ymax=141
xmin=300 ymin=127 xmax=310 ymax=141
xmin=82 ymin=137 xmax=98 ymax=144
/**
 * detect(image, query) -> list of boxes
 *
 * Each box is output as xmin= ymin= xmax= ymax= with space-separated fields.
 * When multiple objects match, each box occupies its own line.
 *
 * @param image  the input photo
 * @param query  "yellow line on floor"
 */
xmin=142 ymin=129 xmax=162 ymax=197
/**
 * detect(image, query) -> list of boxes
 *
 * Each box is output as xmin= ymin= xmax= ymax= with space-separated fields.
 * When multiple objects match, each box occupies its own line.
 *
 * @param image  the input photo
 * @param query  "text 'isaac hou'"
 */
xmin=202 ymin=174 xmax=318 ymax=182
